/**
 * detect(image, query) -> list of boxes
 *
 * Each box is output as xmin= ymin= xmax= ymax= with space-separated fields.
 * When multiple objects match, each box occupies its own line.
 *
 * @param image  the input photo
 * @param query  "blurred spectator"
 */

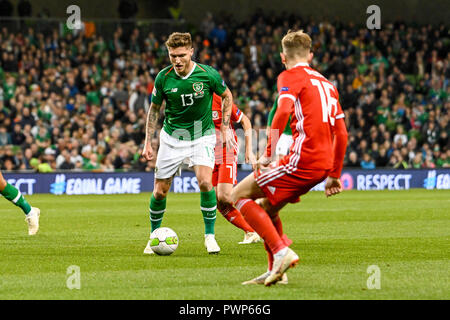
xmin=201 ymin=12 xmax=215 ymax=37
xmin=0 ymin=125 xmax=11 ymax=145
xmin=346 ymin=151 xmax=359 ymax=167
xmin=83 ymin=153 xmax=101 ymax=171
xmin=436 ymin=150 xmax=450 ymax=167
xmin=393 ymin=126 xmax=408 ymax=146
xmin=360 ymin=153 xmax=376 ymax=169
xmin=56 ymin=150 xmax=72 ymax=169
xmin=11 ymin=123 xmax=26 ymax=146
xmin=411 ymin=152 xmax=423 ymax=169
xmin=128 ymin=83 xmax=148 ymax=113
xmin=210 ymin=24 xmax=227 ymax=48
xmin=376 ymin=147 xmax=389 ymax=167
xmin=392 ymin=154 xmax=410 ymax=170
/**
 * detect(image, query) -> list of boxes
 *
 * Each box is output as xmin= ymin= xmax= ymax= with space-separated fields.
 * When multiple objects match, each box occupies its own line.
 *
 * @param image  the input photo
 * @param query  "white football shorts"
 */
xmin=155 ymin=129 xmax=216 ymax=179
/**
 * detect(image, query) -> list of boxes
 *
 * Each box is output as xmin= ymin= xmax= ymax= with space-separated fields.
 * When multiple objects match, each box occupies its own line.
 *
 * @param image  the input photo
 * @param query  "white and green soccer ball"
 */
xmin=150 ymin=227 xmax=179 ymax=255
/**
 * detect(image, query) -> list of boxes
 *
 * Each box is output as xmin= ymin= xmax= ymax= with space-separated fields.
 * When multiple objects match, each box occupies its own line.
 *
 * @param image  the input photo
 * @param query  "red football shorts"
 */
xmin=212 ymin=161 xmax=237 ymax=186
xmin=255 ymin=156 xmax=329 ymax=206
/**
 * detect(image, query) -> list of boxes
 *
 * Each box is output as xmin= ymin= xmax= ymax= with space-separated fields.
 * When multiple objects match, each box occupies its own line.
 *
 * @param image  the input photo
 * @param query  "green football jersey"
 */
xmin=267 ymin=95 xmax=292 ymax=135
xmin=152 ymin=62 xmax=227 ymax=140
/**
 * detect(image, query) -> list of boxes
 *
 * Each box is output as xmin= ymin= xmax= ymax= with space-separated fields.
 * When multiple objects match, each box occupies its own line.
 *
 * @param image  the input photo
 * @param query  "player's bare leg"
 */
xmin=0 ymin=172 xmax=40 ymax=235
xmin=0 ymin=172 xmax=6 ymax=190
xmin=194 ymin=165 xmax=220 ymax=254
xmin=217 ymin=182 xmax=260 ymax=244
xmin=231 ymin=173 xmax=266 ymax=203
xmin=144 ymin=177 xmax=173 ymax=254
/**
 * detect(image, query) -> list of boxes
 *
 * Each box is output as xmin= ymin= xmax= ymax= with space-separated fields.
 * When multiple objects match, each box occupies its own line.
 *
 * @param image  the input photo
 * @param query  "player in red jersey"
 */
xmin=211 ymin=94 xmax=261 ymax=244
xmin=232 ymin=30 xmax=348 ymax=286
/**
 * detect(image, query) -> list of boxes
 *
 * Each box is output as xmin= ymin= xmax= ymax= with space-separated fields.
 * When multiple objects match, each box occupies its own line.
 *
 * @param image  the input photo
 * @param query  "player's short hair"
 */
xmin=281 ymin=29 xmax=312 ymax=58
xmin=165 ymin=32 xmax=193 ymax=49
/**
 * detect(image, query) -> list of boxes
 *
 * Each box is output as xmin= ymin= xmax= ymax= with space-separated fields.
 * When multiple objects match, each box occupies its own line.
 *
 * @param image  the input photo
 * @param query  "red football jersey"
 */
xmin=268 ymin=62 xmax=345 ymax=172
xmin=212 ymin=93 xmax=242 ymax=161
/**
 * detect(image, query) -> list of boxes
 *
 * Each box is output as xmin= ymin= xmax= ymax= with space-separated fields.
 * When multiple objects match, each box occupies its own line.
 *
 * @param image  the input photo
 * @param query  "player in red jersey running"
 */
xmin=211 ymin=93 xmax=261 ymax=244
xmin=232 ymin=30 xmax=348 ymax=286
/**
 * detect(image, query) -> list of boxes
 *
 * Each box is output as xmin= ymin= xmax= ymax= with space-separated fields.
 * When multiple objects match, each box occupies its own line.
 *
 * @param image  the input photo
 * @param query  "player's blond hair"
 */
xmin=165 ymin=32 xmax=193 ymax=49
xmin=281 ymin=29 xmax=312 ymax=58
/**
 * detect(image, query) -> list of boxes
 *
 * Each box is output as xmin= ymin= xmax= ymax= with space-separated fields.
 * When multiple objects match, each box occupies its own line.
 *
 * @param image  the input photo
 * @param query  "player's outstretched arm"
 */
xmin=142 ymin=102 xmax=161 ymax=161
xmin=325 ymin=117 xmax=348 ymax=197
xmin=240 ymin=114 xmax=257 ymax=170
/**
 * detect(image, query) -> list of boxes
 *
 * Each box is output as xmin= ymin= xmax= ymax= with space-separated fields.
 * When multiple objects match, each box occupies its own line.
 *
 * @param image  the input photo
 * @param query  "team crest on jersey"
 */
xmin=193 ymin=82 xmax=203 ymax=92
xmin=212 ymin=111 xmax=219 ymax=120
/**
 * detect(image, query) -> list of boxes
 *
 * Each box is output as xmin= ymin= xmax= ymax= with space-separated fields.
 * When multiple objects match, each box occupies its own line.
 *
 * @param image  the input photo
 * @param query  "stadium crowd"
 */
xmin=0 ymin=12 xmax=448 ymax=172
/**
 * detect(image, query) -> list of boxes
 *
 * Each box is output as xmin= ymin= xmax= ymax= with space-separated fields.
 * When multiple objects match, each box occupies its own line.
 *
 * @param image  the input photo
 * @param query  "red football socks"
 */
xmin=264 ymin=241 xmax=274 ymax=271
xmin=264 ymin=213 xmax=292 ymax=270
xmin=219 ymin=205 xmax=255 ymax=233
xmin=272 ymin=214 xmax=283 ymax=234
xmin=236 ymin=199 xmax=286 ymax=254
xmin=272 ymin=213 xmax=293 ymax=246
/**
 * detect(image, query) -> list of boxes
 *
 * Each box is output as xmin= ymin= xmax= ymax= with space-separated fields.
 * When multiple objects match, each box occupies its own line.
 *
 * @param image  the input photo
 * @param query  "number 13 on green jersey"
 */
xmin=151 ymin=62 xmax=227 ymax=140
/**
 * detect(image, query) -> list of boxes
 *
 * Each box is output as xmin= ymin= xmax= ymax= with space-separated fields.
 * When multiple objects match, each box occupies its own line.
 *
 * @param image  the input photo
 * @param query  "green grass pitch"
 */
xmin=0 ymin=189 xmax=449 ymax=300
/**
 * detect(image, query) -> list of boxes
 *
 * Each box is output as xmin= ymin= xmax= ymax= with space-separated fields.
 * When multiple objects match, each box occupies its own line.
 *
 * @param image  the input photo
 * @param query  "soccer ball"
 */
xmin=150 ymin=227 xmax=179 ymax=255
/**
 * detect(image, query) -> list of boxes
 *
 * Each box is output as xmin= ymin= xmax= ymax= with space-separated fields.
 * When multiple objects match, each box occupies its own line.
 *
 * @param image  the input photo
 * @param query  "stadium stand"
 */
xmin=0 ymin=14 xmax=448 ymax=172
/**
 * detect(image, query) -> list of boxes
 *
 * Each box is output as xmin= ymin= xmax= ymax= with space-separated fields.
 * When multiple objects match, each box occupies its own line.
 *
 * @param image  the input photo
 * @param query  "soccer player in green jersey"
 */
xmin=0 ymin=171 xmax=40 ymax=235
xmin=267 ymin=95 xmax=293 ymax=159
xmin=142 ymin=32 xmax=234 ymax=254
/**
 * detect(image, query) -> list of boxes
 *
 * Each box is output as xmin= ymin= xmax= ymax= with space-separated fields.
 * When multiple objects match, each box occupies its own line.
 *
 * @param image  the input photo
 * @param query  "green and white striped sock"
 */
xmin=201 ymin=189 xmax=217 ymax=235
xmin=1 ymin=183 xmax=32 ymax=215
xmin=149 ymin=194 xmax=166 ymax=232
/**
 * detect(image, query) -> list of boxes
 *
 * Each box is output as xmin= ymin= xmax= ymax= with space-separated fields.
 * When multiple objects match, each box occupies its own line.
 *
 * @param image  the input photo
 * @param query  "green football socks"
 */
xmin=201 ymin=189 xmax=217 ymax=235
xmin=1 ymin=183 xmax=32 ymax=215
xmin=149 ymin=194 xmax=166 ymax=232
xmin=150 ymin=189 xmax=217 ymax=235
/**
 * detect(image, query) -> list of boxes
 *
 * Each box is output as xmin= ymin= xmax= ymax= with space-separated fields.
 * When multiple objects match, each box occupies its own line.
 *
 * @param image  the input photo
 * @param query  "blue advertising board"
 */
xmin=2 ymin=169 xmax=449 ymax=195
